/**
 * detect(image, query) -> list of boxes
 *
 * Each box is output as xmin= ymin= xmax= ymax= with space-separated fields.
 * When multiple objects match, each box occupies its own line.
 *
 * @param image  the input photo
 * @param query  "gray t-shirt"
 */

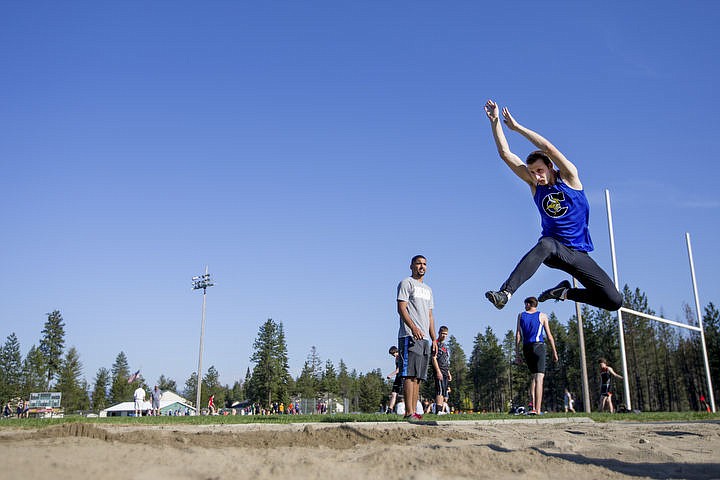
xmin=397 ymin=277 xmax=434 ymax=338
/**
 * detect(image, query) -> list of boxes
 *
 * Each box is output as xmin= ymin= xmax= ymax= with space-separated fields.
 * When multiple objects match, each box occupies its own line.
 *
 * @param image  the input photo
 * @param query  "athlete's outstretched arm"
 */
xmin=501 ymin=107 xmax=582 ymax=190
xmin=485 ymin=100 xmax=533 ymax=187
xmin=541 ymin=313 xmax=559 ymax=362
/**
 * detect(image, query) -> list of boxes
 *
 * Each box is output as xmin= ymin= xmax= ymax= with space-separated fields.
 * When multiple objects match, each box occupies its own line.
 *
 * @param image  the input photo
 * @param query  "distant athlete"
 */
xmin=483 ymin=100 xmax=622 ymax=312
xmin=564 ymin=388 xmax=576 ymax=413
xmin=516 ymin=297 xmax=558 ymax=414
xmin=598 ymin=358 xmax=623 ymax=413
xmin=431 ymin=325 xmax=452 ymax=414
xmin=385 ymin=345 xmax=403 ymax=414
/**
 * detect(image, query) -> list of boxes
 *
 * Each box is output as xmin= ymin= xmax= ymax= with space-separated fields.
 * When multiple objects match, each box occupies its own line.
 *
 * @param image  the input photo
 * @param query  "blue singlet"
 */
xmin=533 ymin=175 xmax=594 ymax=252
xmin=520 ymin=311 xmax=545 ymax=344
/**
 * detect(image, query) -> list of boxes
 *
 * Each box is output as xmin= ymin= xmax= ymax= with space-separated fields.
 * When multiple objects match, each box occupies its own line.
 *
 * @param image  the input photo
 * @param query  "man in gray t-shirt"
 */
xmin=151 ymin=386 xmax=162 ymax=416
xmin=397 ymin=254 xmax=436 ymax=420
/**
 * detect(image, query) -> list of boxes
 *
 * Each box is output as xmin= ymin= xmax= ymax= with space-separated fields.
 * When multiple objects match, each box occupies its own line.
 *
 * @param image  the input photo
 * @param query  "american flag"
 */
xmin=127 ymin=369 xmax=141 ymax=383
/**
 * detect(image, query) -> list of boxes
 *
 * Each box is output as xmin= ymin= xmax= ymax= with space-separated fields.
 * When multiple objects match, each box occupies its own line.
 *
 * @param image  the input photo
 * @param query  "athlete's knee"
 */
xmin=606 ymin=288 xmax=623 ymax=311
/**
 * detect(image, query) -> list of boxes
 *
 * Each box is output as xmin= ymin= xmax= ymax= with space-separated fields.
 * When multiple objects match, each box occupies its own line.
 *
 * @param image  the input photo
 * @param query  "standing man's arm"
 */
xmin=485 ymin=100 xmax=534 ymax=188
xmin=501 ymin=107 xmax=582 ymax=190
xmin=541 ymin=313 xmax=559 ymax=362
xmin=429 ymin=309 xmax=438 ymax=355
xmin=515 ymin=315 xmax=523 ymax=362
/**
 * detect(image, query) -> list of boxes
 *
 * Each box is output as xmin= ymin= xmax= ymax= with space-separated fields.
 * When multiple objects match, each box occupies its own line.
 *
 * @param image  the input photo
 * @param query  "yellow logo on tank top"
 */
xmin=542 ymin=192 xmax=568 ymax=218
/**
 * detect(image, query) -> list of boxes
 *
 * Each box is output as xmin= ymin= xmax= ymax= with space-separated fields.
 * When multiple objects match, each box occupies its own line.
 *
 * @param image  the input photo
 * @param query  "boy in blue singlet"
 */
xmin=516 ymin=297 xmax=558 ymax=414
xmin=483 ymin=100 xmax=622 ymax=312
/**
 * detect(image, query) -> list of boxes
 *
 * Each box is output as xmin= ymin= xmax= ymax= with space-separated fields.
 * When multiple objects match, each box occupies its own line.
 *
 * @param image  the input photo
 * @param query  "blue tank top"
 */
xmin=520 ymin=311 xmax=544 ymax=344
xmin=533 ymin=175 xmax=594 ymax=252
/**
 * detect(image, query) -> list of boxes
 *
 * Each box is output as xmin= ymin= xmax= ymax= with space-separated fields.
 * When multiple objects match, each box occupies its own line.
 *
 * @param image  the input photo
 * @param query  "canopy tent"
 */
xmin=99 ymin=391 xmax=196 ymax=417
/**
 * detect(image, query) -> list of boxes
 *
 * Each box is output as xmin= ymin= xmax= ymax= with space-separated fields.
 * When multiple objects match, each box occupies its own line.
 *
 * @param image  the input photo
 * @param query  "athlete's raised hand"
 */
xmin=501 ymin=107 xmax=521 ymax=131
xmin=484 ymin=99 xmax=499 ymax=121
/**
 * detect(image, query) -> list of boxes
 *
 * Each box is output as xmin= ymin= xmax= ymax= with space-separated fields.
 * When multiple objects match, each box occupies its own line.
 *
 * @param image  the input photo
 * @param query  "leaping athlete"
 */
xmin=483 ymin=100 xmax=622 ymax=312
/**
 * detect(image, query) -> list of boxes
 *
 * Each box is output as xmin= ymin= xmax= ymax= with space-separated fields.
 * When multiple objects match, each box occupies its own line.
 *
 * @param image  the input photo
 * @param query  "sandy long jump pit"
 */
xmin=1 ymin=418 xmax=718 ymax=479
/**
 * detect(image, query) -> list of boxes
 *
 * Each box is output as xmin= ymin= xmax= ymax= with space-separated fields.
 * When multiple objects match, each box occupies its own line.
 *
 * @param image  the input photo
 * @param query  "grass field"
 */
xmin=1 ymin=410 xmax=718 ymax=429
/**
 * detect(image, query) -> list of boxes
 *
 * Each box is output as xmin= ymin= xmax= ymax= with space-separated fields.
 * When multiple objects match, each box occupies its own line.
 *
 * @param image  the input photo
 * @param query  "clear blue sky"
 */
xmin=2 ymin=1 xmax=719 ymax=389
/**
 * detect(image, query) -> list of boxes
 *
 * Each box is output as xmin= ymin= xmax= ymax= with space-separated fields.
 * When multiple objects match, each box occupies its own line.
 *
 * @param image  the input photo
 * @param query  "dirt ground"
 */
xmin=1 ymin=418 xmax=718 ymax=480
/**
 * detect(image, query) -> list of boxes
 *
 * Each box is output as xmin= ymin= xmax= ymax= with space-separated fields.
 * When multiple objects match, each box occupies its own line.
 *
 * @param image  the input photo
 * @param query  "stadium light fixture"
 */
xmin=192 ymin=266 xmax=214 ymax=415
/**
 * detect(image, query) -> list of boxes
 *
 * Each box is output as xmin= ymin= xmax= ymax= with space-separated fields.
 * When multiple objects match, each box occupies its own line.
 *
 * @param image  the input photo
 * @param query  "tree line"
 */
xmin=2 ymin=286 xmax=718 ymax=414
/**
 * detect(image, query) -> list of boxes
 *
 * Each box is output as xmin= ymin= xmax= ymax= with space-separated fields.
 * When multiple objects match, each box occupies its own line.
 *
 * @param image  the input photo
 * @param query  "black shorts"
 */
xmin=522 ymin=342 xmax=547 ymax=374
xmin=392 ymin=374 xmax=403 ymax=393
xmin=434 ymin=374 xmax=449 ymax=398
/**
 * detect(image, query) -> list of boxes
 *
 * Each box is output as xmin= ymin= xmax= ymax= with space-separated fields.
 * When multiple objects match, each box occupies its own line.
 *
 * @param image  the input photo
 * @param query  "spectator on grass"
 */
xmin=564 ymin=389 xmax=576 ymax=413
xmin=16 ymin=399 xmax=29 ymax=418
xmin=598 ymin=358 xmax=623 ymax=413
xmin=151 ymin=386 xmax=162 ymax=416
xmin=133 ymin=385 xmax=146 ymax=417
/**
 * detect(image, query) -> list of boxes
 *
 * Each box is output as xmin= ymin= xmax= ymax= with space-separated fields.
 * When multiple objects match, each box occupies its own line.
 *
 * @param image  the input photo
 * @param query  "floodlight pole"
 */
xmin=686 ymin=233 xmax=716 ymax=413
xmin=192 ymin=266 xmax=214 ymax=415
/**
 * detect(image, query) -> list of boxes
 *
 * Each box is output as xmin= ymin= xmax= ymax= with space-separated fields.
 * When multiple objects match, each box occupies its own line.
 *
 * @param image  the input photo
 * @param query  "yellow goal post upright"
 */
xmin=604 ymin=189 xmax=715 ymax=413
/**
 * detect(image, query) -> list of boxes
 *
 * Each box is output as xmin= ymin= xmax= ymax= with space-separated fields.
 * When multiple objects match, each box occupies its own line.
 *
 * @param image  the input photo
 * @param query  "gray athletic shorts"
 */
xmin=398 ymin=336 xmax=431 ymax=381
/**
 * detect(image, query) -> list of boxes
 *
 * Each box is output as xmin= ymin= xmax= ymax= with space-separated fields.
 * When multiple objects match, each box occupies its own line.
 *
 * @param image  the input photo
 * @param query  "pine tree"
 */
xmin=156 ymin=375 xmax=177 ymax=392
xmin=357 ymin=369 xmax=384 ymax=413
xmin=446 ymin=334 xmax=470 ymax=411
xmin=39 ymin=310 xmax=66 ymax=389
xmin=230 ymin=380 xmax=244 ymax=403
xmin=109 ymin=351 xmax=133 ymax=403
xmin=295 ymin=360 xmax=317 ymax=399
xmin=321 ymin=359 xmax=339 ymax=397
xmin=295 ymin=346 xmax=323 ymax=400
xmin=184 ymin=372 xmax=198 ymax=405
xmin=702 ymin=302 xmax=719 ymax=403
xmin=0 ymin=333 xmax=23 ymax=401
xmin=55 ymin=347 xmax=89 ymax=412
xmin=337 ymin=359 xmax=353 ymax=404
xmin=469 ymin=327 xmax=507 ymax=412
xmin=543 ymin=313 xmax=568 ymax=412
xmin=502 ymin=329 xmax=527 ymax=411
xmin=244 ymin=367 xmax=252 ymax=386
xmin=91 ymin=367 xmax=111 ymax=411
xmin=21 ymin=345 xmax=47 ymax=396
xmin=246 ymin=318 xmax=290 ymax=406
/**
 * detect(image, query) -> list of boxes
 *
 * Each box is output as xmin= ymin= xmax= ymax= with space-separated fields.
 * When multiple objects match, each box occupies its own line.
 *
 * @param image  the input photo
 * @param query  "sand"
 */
xmin=1 ymin=418 xmax=718 ymax=480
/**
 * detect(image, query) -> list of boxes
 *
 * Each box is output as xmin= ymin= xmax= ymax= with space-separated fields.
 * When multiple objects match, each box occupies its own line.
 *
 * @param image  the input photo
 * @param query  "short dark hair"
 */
xmin=524 ymin=296 xmax=538 ymax=308
xmin=439 ymin=326 xmax=448 ymax=333
xmin=598 ymin=357 xmax=608 ymax=364
xmin=526 ymin=150 xmax=553 ymax=168
xmin=411 ymin=255 xmax=426 ymax=264
xmin=389 ymin=346 xmax=398 ymax=355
